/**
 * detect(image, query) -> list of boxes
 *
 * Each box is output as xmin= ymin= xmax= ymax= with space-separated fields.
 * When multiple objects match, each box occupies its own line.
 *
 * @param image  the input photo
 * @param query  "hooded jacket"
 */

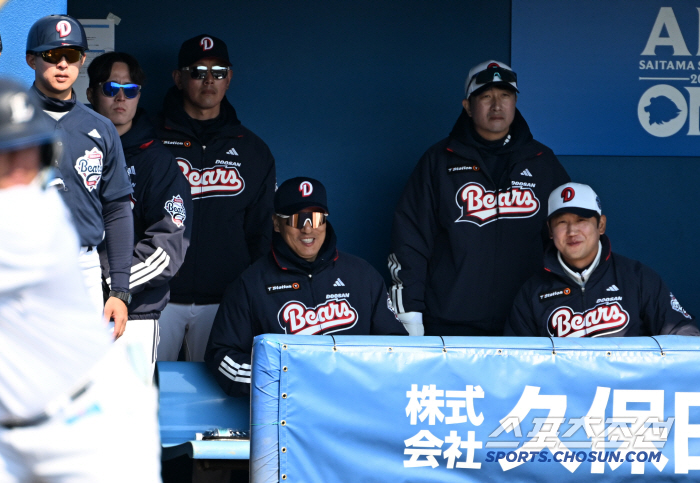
xmin=505 ymin=234 xmax=699 ymax=337
xmin=389 ymin=108 xmax=570 ymax=334
xmin=99 ymin=109 xmax=193 ymax=319
xmin=205 ymin=222 xmax=407 ymax=397
xmin=156 ymin=87 xmax=276 ymax=304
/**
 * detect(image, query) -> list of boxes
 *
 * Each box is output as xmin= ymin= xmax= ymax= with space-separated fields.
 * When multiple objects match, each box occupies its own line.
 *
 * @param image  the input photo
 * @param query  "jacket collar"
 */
xmin=543 ymin=234 xmax=613 ymax=286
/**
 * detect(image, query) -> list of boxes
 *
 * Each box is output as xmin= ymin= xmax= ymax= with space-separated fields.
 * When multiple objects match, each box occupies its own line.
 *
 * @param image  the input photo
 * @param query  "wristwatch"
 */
xmin=109 ymin=290 xmax=132 ymax=306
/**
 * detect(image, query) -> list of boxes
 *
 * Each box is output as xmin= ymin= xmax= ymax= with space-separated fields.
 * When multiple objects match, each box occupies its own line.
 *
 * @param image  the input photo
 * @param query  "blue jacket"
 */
xmin=389 ymin=109 xmax=570 ymax=334
xmin=156 ymin=88 xmax=276 ymax=304
xmin=205 ymin=222 xmax=407 ymax=397
xmin=99 ymin=110 xmax=193 ymax=319
xmin=505 ymin=234 xmax=699 ymax=337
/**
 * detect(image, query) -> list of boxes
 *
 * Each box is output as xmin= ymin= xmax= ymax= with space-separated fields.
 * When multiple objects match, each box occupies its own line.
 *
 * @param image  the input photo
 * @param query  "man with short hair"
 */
xmin=389 ymin=60 xmax=570 ymax=336
xmin=205 ymin=177 xmax=407 ymax=397
xmin=156 ymin=34 xmax=276 ymax=361
xmin=505 ymin=182 xmax=699 ymax=337
xmin=25 ymin=15 xmax=134 ymax=335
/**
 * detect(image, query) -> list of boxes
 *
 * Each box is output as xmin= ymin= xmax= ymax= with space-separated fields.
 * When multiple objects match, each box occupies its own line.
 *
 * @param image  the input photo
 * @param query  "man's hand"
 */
xmin=104 ymin=297 xmax=128 ymax=339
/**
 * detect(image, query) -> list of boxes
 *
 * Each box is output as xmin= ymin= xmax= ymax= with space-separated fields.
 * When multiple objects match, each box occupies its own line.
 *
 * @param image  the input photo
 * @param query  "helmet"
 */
xmin=26 ymin=15 xmax=88 ymax=53
xmin=0 ymin=79 xmax=60 ymax=166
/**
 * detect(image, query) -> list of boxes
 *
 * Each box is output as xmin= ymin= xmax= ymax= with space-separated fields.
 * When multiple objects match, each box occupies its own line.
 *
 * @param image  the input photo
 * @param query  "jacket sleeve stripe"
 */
xmin=388 ymin=253 xmax=405 ymax=313
xmin=129 ymin=251 xmax=171 ymax=289
xmin=219 ymin=357 xmax=252 ymax=383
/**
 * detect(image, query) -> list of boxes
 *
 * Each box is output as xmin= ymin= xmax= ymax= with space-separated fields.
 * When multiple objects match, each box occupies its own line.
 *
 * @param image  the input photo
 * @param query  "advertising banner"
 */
xmin=250 ymin=335 xmax=700 ymax=482
xmin=512 ymin=1 xmax=700 ymax=155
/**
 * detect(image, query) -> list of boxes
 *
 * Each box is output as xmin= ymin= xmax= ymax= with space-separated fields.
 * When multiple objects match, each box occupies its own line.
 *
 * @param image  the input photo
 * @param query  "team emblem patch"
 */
xmin=278 ymin=299 xmax=358 ymax=335
xmin=299 ymin=181 xmax=313 ymax=197
xmin=455 ymin=182 xmax=540 ymax=226
xmin=56 ymin=20 xmax=71 ymax=38
xmin=177 ymin=158 xmax=245 ymax=199
xmin=548 ymin=303 xmax=630 ymax=338
xmin=74 ymin=147 xmax=103 ymax=192
xmin=200 ymin=36 xmax=214 ymax=51
xmin=266 ymin=283 xmax=301 ymax=294
xmin=670 ymin=293 xmax=692 ymax=319
xmin=164 ymin=195 xmax=187 ymax=227
xmin=539 ymin=287 xmax=571 ymax=302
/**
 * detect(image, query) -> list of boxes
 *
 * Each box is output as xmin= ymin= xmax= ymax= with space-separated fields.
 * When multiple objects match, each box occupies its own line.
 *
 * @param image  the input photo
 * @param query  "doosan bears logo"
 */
xmin=455 ymin=182 xmax=540 ymax=226
xmin=56 ymin=21 xmax=71 ymax=38
xmin=177 ymin=158 xmax=245 ymax=199
xmin=74 ymin=148 xmax=103 ymax=192
xmin=200 ymin=37 xmax=214 ymax=51
xmin=278 ymin=299 xmax=358 ymax=335
xmin=299 ymin=181 xmax=313 ymax=197
xmin=561 ymin=187 xmax=575 ymax=203
xmin=164 ymin=195 xmax=187 ymax=227
xmin=548 ymin=302 xmax=630 ymax=338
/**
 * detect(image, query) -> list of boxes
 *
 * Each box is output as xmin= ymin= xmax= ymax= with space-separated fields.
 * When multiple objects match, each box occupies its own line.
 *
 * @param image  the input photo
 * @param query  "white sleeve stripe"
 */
xmin=219 ymin=362 xmax=238 ymax=378
xmin=224 ymin=355 xmax=251 ymax=370
xmin=106 ymin=247 xmax=170 ymax=287
xmin=221 ymin=359 xmax=252 ymax=378
xmin=129 ymin=253 xmax=170 ymax=289
xmin=388 ymin=254 xmax=405 ymax=313
xmin=218 ymin=366 xmax=251 ymax=384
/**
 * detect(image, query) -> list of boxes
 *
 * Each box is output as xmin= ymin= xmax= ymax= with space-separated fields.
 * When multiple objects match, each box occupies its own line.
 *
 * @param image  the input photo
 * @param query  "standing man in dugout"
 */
xmin=87 ymin=52 xmax=193 ymax=378
xmin=205 ymin=177 xmax=407 ymax=397
xmin=25 ymin=15 xmax=134 ymax=333
xmin=157 ymin=34 xmax=276 ymax=362
xmin=505 ymin=182 xmax=699 ymax=337
xmin=389 ymin=60 xmax=570 ymax=337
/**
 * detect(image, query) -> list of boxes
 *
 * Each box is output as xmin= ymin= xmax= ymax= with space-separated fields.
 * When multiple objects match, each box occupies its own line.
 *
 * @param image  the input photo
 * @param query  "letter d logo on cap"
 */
xmin=561 ymin=187 xmax=575 ymax=203
xmin=299 ymin=181 xmax=313 ymax=197
xmin=200 ymin=37 xmax=213 ymax=51
xmin=56 ymin=21 xmax=71 ymax=38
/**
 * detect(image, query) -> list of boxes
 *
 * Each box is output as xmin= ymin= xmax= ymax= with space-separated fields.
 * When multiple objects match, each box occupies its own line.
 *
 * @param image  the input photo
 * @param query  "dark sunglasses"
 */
xmin=99 ymin=81 xmax=141 ymax=99
xmin=38 ymin=48 xmax=84 ymax=64
xmin=279 ymin=212 xmax=327 ymax=229
xmin=181 ymin=65 xmax=230 ymax=80
xmin=471 ymin=66 xmax=517 ymax=85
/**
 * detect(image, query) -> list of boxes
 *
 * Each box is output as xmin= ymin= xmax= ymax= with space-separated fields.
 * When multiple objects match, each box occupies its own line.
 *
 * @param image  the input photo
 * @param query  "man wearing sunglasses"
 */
xmin=87 ymin=52 xmax=193 ymax=379
xmin=25 ymin=15 xmax=134 ymax=336
xmin=205 ymin=177 xmax=407 ymax=397
xmin=389 ymin=60 xmax=570 ymax=337
xmin=156 ymin=34 xmax=276 ymax=363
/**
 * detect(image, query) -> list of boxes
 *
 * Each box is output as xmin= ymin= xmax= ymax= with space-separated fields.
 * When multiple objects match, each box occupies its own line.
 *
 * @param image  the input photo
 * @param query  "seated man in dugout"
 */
xmin=205 ymin=177 xmax=407 ymax=397
xmin=505 ymin=182 xmax=699 ymax=337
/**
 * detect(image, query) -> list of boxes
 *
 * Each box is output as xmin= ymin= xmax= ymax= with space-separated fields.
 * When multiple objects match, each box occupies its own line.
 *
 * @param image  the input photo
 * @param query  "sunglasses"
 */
xmin=279 ymin=212 xmax=327 ymax=229
xmin=100 ymin=81 xmax=141 ymax=99
xmin=181 ymin=65 xmax=230 ymax=80
xmin=471 ymin=66 xmax=517 ymax=86
xmin=38 ymin=48 xmax=84 ymax=64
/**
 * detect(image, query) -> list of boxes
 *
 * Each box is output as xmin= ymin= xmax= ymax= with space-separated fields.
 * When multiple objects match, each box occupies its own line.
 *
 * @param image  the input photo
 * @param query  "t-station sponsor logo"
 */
xmin=638 ymin=7 xmax=700 ymax=137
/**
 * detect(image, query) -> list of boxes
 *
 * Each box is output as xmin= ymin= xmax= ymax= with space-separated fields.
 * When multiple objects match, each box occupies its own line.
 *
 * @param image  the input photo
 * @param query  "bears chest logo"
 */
xmin=164 ymin=195 xmax=187 ymax=227
xmin=278 ymin=299 xmax=358 ymax=335
xmin=177 ymin=158 xmax=245 ymax=199
xmin=455 ymin=182 xmax=539 ymax=226
xmin=74 ymin=148 xmax=103 ymax=192
xmin=548 ymin=302 xmax=630 ymax=338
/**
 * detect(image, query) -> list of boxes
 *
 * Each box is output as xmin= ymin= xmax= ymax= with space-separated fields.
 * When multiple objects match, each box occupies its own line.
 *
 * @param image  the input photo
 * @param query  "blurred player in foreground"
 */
xmin=505 ymin=182 xmax=699 ymax=337
xmin=0 ymin=79 xmax=161 ymax=482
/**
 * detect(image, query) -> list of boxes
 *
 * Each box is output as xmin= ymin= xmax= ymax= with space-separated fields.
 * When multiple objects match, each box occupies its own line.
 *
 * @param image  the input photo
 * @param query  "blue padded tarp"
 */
xmin=250 ymin=335 xmax=700 ymax=482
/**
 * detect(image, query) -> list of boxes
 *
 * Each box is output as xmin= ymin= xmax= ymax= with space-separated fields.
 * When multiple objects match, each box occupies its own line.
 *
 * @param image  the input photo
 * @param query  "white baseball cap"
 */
xmin=464 ymin=60 xmax=519 ymax=99
xmin=548 ymin=182 xmax=602 ymax=220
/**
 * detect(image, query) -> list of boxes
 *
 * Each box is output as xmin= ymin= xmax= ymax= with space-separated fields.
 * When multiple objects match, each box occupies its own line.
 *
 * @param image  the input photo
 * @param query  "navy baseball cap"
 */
xmin=275 ymin=177 xmax=329 ymax=216
xmin=178 ymin=34 xmax=231 ymax=68
xmin=26 ymin=15 xmax=88 ymax=53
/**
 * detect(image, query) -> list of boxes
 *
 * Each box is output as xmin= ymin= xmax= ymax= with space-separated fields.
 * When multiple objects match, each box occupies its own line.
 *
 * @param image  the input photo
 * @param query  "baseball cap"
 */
xmin=548 ymin=182 xmax=602 ymax=220
xmin=464 ymin=60 xmax=519 ymax=99
xmin=178 ymin=34 xmax=231 ymax=68
xmin=275 ymin=177 xmax=329 ymax=216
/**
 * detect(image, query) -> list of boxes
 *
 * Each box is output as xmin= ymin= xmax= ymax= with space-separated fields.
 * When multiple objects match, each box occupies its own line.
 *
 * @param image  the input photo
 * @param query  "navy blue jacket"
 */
xmin=30 ymin=85 xmax=133 ymax=292
xmin=156 ymin=88 xmax=276 ymax=305
xmin=205 ymin=222 xmax=407 ymax=397
xmin=99 ymin=110 xmax=193 ymax=319
xmin=389 ymin=109 xmax=570 ymax=334
xmin=505 ymin=235 xmax=699 ymax=337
